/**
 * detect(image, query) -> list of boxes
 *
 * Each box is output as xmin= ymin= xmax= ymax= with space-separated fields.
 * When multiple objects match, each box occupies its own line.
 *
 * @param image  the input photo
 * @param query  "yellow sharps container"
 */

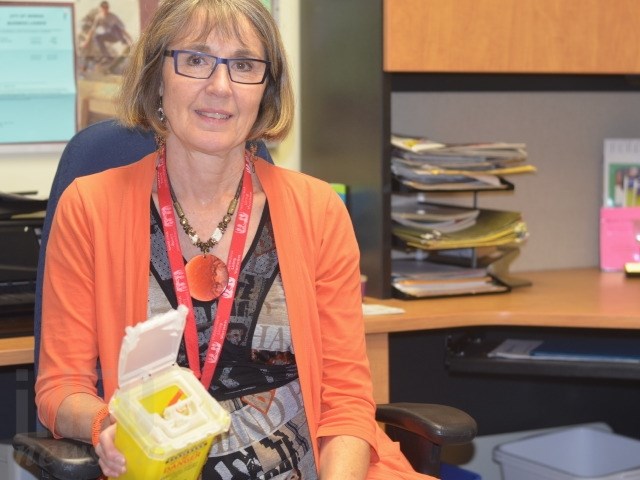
xmin=108 ymin=305 xmax=230 ymax=480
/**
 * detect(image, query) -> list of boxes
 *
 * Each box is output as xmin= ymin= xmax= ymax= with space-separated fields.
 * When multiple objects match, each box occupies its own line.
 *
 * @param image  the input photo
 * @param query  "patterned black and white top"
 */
xmin=149 ymin=202 xmax=317 ymax=480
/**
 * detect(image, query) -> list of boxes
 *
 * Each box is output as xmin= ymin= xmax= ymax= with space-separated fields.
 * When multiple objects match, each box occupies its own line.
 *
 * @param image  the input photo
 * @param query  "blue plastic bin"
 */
xmin=440 ymin=462 xmax=482 ymax=480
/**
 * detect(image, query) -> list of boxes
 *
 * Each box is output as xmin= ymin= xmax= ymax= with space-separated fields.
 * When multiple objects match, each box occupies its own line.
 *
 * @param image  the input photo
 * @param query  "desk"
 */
xmin=364 ymin=268 xmax=639 ymax=404
xmin=1 ymin=269 xmax=637 ymax=402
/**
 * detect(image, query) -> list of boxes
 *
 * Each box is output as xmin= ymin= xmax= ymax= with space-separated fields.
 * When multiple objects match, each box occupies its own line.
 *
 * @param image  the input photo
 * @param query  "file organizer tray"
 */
xmin=109 ymin=305 xmax=230 ymax=480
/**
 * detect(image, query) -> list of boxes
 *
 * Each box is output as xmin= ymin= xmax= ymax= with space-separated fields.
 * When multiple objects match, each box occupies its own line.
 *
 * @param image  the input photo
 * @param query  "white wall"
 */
xmin=267 ymin=0 xmax=300 ymax=171
xmin=0 ymin=0 xmax=301 ymax=198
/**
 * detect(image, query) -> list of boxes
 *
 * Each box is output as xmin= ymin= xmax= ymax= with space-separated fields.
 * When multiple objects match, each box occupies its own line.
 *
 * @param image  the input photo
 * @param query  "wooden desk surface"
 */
xmin=0 ymin=268 xmax=636 ymax=368
xmin=364 ymin=268 xmax=639 ymax=334
xmin=0 ymin=336 xmax=34 ymax=367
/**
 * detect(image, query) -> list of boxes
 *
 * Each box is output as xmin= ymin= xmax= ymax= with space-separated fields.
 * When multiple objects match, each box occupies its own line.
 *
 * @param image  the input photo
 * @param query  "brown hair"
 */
xmin=116 ymin=0 xmax=294 ymax=142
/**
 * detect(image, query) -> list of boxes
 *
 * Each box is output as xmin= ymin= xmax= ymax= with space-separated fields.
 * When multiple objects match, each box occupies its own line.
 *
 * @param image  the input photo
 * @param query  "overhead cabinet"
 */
xmin=384 ymin=0 xmax=640 ymax=74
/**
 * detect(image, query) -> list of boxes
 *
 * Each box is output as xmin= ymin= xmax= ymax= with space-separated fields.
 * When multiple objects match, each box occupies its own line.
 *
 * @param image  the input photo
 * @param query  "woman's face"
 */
xmin=160 ymin=16 xmax=267 ymax=159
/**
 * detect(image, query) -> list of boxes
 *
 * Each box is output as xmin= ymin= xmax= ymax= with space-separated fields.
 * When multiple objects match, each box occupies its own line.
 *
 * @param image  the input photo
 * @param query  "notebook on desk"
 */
xmin=0 ymin=218 xmax=42 ymax=319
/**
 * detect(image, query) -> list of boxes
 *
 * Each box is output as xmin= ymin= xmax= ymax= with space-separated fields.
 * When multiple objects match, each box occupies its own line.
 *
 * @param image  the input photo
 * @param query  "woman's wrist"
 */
xmin=91 ymin=404 xmax=111 ymax=447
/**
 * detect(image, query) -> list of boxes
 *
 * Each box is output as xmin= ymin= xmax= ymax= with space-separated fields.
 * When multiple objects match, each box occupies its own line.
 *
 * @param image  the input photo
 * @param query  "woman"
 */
xmin=35 ymin=0 xmax=431 ymax=478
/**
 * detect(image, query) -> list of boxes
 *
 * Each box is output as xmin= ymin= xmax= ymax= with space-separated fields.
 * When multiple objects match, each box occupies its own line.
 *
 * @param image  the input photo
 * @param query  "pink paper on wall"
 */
xmin=600 ymin=207 xmax=640 ymax=271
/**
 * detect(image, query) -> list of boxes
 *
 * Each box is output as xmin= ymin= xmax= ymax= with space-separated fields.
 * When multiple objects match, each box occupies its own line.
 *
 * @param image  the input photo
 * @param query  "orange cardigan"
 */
xmin=35 ymin=153 xmax=431 ymax=479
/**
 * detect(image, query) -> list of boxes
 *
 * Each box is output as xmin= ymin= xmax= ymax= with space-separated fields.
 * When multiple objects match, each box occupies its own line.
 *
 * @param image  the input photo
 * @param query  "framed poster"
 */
xmin=75 ymin=0 xmax=141 ymax=78
xmin=74 ymin=0 xmax=150 ymax=129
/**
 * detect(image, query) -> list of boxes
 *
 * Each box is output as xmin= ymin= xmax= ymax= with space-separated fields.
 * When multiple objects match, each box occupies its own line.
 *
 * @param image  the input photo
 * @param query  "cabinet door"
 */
xmin=384 ymin=0 xmax=640 ymax=74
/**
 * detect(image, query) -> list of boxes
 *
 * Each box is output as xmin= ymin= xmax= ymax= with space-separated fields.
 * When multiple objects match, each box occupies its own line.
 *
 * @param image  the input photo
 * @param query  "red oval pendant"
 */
xmin=184 ymin=254 xmax=229 ymax=301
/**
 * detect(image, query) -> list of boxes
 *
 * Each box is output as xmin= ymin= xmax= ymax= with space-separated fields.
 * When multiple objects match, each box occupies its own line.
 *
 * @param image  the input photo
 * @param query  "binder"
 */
xmin=532 ymin=338 xmax=640 ymax=363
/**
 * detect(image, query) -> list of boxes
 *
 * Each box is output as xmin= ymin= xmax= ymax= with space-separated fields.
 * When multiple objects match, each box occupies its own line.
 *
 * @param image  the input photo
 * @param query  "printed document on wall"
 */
xmin=0 ymin=3 xmax=76 ymax=145
xmin=603 ymin=138 xmax=640 ymax=207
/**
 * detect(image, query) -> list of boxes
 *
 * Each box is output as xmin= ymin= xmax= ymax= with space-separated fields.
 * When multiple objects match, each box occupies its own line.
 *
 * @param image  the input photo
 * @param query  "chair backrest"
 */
xmin=34 ymin=119 xmax=273 ymax=373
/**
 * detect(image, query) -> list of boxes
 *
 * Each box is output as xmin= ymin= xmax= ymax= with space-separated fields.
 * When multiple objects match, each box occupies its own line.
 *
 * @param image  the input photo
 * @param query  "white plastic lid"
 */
xmin=117 ymin=305 xmax=188 ymax=388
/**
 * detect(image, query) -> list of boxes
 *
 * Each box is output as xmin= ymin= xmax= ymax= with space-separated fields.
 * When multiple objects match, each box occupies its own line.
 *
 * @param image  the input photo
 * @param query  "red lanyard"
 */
xmin=156 ymin=148 xmax=253 ymax=389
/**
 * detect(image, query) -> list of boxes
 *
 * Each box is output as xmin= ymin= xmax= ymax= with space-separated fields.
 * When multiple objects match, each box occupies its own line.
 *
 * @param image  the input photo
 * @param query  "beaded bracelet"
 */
xmin=91 ymin=404 xmax=111 ymax=447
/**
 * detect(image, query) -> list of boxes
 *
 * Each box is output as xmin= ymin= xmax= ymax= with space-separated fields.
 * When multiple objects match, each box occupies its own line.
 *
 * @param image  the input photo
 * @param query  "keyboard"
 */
xmin=0 ymin=313 xmax=33 ymax=337
xmin=0 ymin=281 xmax=36 ymax=310
xmin=0 ymin=281 xmax=35 ymax=337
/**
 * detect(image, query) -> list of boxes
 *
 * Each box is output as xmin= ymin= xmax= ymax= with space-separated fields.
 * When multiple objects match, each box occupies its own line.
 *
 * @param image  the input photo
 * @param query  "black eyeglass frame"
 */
xmin=164 ymin=49 xmax=271 ymax=84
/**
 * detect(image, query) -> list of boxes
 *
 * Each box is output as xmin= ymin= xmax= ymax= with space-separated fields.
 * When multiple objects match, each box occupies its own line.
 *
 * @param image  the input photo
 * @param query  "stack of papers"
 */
xmin=391 ymin=134 xmax=535 ymax=191
xmin=391 ymin=196 xmax=480 ymax=233
xmin=392 ymin=208 xmax=528 ymax=250
xmin=392 ymin=260 xmax=508 ymax=298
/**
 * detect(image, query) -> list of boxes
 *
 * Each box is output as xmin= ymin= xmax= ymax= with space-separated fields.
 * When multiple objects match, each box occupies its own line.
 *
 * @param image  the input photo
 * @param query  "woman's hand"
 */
xmin=94 ymin=423 xmax=126 ymax=477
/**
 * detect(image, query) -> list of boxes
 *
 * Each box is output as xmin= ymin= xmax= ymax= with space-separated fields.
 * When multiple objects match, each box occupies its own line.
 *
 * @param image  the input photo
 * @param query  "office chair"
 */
xmin=12 ymin=119 xmax=477 ymax=479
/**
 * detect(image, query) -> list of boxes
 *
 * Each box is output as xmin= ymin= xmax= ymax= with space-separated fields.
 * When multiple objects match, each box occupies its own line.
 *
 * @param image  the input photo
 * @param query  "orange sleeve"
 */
xmin=313 ymin=189 xmax=379 ymax=453
xmin=35 ymin=182 xmax=102 ymax=434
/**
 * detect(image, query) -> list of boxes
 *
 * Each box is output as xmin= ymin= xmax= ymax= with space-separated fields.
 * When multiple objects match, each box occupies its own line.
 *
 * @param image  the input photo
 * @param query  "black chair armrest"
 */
xmin=12 ymin=432 xmax=101 ymax=480
xmin=376 ymin=402 xmax=477 ymax=446
xmin=376 ymin=402 xmax=477 ymax=476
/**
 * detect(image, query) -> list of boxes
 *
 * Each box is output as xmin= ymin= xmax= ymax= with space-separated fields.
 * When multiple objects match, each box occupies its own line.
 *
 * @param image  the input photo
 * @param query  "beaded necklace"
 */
xmin=169 ymin=174 xmax=243 ymax=254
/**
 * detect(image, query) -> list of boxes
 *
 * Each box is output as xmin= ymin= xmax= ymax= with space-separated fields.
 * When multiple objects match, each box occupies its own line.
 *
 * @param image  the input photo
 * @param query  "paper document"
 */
xmin=488 ymin=339 xmax=543 ymax=359
xmin=603 ymin=139 xmax=640 ymax=207
xmin=0 ymin=4 xmax=76 ymax=144
xmin=362 ymin=304 xmax=405 ymax=316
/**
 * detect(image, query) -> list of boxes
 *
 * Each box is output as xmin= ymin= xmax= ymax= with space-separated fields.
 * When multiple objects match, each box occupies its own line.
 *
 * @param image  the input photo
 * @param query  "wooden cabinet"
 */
xmin=384 ymin=0 xmax=640 ymax=74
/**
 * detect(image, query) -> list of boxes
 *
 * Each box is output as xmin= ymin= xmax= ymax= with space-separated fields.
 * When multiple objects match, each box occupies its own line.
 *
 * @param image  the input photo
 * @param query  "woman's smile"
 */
xmin=195 ymin=110 xmax=232 ymax=120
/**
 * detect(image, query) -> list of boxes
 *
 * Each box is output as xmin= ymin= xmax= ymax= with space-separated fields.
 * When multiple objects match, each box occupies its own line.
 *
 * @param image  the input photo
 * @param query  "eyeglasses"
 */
xmin=164 ymin=50 xmax=270 ymax=84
